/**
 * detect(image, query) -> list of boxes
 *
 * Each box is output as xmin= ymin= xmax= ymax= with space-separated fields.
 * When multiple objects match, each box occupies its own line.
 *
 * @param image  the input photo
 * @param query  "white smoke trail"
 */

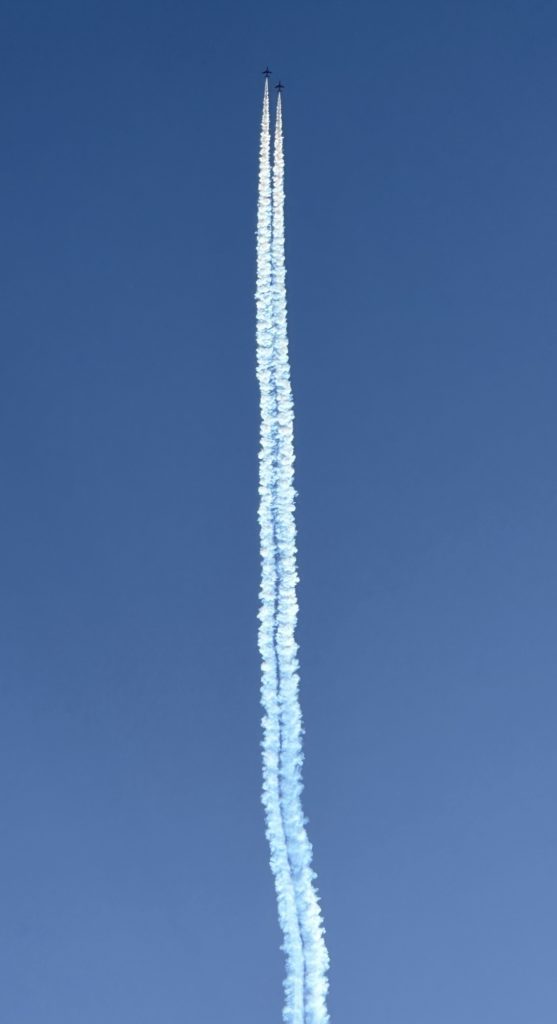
xmin=256 ymin=81 xmax=330 ymax=1024
xmin=256 ymin=80 xmax=305 ymax=1022
xmin=271 ymin=92 xmax=330 ymax=1024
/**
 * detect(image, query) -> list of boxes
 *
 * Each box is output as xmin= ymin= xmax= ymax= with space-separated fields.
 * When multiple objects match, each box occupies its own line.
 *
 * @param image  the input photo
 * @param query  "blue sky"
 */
xmin=1 ymin=1 xmax=556 ymax=1021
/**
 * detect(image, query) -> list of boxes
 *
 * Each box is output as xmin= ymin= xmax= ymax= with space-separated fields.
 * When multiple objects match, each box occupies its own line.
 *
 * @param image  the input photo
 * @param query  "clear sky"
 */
xmin=1 ymin=1 xmax=556 ymax=1021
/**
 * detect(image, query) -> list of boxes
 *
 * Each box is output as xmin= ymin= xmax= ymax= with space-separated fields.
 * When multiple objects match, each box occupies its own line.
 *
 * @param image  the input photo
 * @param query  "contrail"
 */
xmin=256 ymin=79 xmax=305 ymax=1022
xmin=256 ymin=81 xmax=330 ymax=1024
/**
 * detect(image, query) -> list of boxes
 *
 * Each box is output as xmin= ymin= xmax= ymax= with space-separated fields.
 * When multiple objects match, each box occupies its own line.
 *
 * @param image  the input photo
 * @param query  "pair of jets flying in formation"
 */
xmin=262 ymin=66 xmax=284 ymax=91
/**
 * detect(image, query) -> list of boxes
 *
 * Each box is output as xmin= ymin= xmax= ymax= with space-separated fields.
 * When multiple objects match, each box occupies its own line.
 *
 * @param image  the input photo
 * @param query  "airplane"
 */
xmin=275 ymin=80 xmax=285 ymax=91
xmin=262 ymin=66 xmax=272 ymax=77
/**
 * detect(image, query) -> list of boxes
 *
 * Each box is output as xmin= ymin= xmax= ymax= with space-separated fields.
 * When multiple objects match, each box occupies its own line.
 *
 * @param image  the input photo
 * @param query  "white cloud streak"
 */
xmin=256 ymin=81 xmax=330 ymax=1024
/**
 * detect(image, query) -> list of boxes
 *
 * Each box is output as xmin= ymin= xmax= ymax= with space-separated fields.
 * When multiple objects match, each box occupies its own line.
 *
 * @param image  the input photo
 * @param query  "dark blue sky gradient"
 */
xmin=1 ymin=1 xmax=556 ymax=1021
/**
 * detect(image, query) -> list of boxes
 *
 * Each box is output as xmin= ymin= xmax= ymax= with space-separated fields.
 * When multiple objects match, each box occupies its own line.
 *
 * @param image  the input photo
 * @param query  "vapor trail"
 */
xmin=256 ymin=81 xmax=330 ymax=1024
xmin=256 ymin=79 xmax=305 ymax=1022
xmin=271 ymin=92 xmax=330 ymax=1024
